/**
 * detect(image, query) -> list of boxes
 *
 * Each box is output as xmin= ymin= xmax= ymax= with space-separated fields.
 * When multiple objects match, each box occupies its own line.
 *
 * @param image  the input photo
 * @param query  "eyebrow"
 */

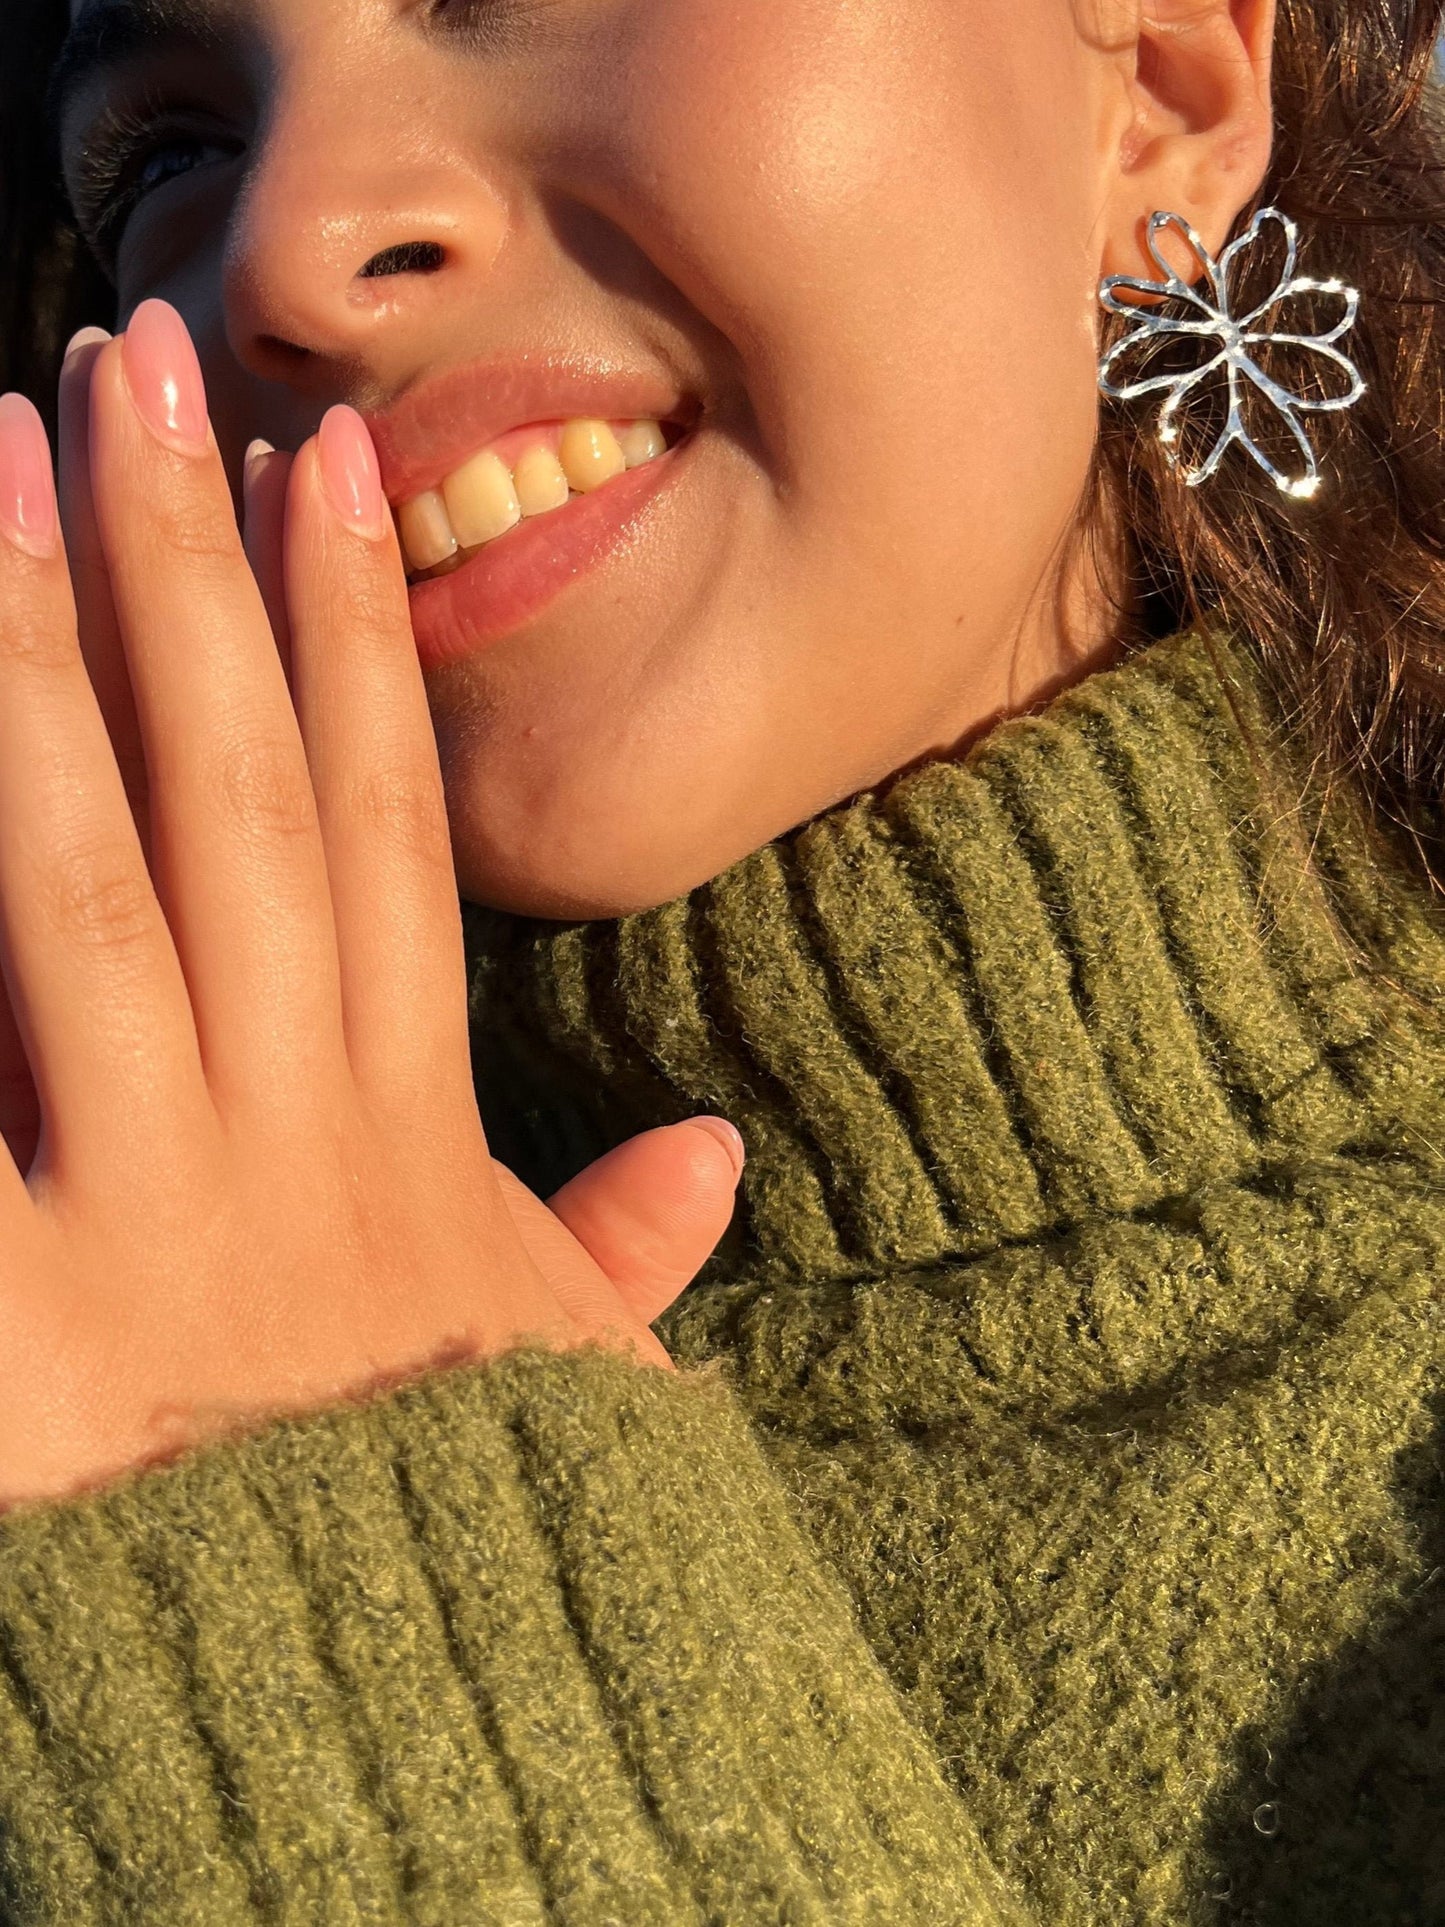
xmin=46 ymin=0 xmax=231 ymax=132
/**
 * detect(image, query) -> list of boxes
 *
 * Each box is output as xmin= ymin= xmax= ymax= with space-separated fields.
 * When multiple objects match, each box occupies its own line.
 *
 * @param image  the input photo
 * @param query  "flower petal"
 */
xmin=1245 ymin=333 xmax=1366 ymax=413
xmin=1219 ymin=207 xmax=1298 ymax=326
xmin=1098 ymin=322 xmax=1227 ymax=401
xmin=1177 ymin=410 xmax=1243 ymax=486
xmin=1144 ymin=210 xmax=1223 ymax=309
xmin=1158 ymin=356 xmax=1239 ymax=482
xmin=1243 ymin=276 xmax=1360 ymax=349
xmin=1234 ymin=355 xmax=1325 ymax=493
xmin=1099 ymin=274 xmax=1221 ymax=323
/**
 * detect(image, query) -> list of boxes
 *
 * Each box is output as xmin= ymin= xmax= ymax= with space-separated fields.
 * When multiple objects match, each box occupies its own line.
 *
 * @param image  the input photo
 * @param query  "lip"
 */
xmin=363 ymin=351 xmax=697 ymax=506
xmin=405 ymin=427 xmax=698 ymax=671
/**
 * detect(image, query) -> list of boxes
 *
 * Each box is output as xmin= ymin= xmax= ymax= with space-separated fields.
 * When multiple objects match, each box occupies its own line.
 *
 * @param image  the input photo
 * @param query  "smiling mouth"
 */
xmin=395 ymin=415 xmax=690 ymax=584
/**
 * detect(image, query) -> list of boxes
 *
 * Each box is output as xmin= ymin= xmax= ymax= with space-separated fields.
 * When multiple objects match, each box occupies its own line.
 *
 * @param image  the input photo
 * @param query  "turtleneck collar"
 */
xmin=463 ymin=623 xmax=1445 ymax=1285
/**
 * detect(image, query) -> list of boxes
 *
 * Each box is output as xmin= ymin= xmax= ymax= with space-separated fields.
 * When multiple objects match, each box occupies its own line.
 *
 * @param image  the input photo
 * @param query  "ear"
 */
xmin=1098 ymin=0 xmax=1277 ymax=284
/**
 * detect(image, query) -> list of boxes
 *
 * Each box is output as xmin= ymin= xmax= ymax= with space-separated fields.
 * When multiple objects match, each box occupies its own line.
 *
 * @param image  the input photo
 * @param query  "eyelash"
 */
xmin=69 ymin=99 xmax=240 ymax=270
xmin=67 ymin=0 xmax=550 ymax=271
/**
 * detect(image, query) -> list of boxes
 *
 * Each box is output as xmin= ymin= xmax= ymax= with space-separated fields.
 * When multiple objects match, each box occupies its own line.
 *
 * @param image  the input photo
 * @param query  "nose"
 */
xmin=220 ymin=89 xmax=509 ymax=395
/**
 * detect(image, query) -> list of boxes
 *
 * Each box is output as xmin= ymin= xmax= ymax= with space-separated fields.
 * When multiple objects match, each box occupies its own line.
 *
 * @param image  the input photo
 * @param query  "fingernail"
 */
xmin=120 ymin=299 xmax=209 ymax=453
xmin=62 ymin=325 xmax=112 ymax=368
xmin=688 ymin=1115 xmax=746 ymax=1178
xmin=244 ymin=437 xmax=276 ymax=485
xmin=0 ymin=394 xmax=60 ymax=559
xmin=317 ymin=405 xmax=386 ymax=540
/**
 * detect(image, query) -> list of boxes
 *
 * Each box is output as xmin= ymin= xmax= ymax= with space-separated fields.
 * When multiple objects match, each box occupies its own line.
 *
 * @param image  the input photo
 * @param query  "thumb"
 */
xmin=545 ymin=1118 xmax=745 ymax=1327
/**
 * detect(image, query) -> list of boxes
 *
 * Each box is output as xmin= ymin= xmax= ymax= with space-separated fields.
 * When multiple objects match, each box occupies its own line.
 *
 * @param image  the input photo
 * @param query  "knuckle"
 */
xmin=144 ymin=489 xmax=243 ymax=567
xmin=333 ymin=569 xmax=402 ymax=639
xmin=41 ymin=839 xmax=157 ymax=954
xmin=0 ymin=604 xmax=79 ymax=673
xmin=211 ymin=732 xmax=318 ymax=842
xmin=344 ymin=765 xmax=449 ymax=866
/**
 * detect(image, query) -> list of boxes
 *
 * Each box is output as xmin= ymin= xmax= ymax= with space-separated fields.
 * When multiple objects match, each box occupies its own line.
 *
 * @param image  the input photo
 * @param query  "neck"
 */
xmin=464 ymin=621 xmax=1445 ymax=1283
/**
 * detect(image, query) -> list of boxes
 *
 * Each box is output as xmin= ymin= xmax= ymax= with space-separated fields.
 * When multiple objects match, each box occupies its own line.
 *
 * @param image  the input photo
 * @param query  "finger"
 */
xmin=57 ymin=328 xmax=153 ymax=869
xmin=284 ymin=409 xmax=472 ymax=1108
xmin=242 ymin=440 xmax=294 ymax=683
xmin=0 ymin=392 xmax=202 ymax=1172
xmin=493 ymin=1163 xmax=678 ymax=1372
xmin=88 ymin=302 xmax=346 ymax=1110
xmin=545 ymin=1120 xmax=744 ymax=1326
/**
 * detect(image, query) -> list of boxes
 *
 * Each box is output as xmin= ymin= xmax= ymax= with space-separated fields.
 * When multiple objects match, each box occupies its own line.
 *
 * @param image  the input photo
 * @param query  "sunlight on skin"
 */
xmin=59 ymin=0 xmax=1275 ymax=917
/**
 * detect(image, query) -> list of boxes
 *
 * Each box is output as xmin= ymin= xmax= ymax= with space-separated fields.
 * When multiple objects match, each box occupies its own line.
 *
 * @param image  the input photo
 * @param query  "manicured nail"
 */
xmin=244 ymin=437 xmax=276 ymax=485
xmin=688 ymin=1115 xmax=746 ymax=1178
xmin=0 ymin=394 xmax=60 ymax=559
xmin=63 ymin=326 xmax=112 ymax=368
xmin=317 ymin=406 xmax=387 ymax=540
xmin=120 ymin=299 xmax=209 ymax=453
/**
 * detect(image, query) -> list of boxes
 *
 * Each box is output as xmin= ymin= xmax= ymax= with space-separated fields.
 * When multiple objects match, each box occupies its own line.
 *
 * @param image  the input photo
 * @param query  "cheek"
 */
xmin=614 ymin=0 xmax=952 ymax=368
xmin=614 ymin=0 xmax=1104 ymax=528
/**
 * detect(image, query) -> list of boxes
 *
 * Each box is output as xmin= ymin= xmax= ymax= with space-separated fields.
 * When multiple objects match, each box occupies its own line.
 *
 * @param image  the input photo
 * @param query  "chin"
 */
xmin=446 ymin=755 xmax=743 ymax=922
xmin=454 ymin=836 xmax=715 ymax=922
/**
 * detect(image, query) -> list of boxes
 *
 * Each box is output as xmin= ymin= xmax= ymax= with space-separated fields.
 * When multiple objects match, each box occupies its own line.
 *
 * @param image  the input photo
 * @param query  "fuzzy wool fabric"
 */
xmin=0 ymin=620 xmax=1442 ymax=1923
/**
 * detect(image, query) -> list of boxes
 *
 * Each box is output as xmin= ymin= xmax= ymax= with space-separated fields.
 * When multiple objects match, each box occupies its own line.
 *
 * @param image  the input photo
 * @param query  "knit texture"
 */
xmin=0 ymin=1346 xmax=1025 ymax=1925
xmin=0 ymin=621 xmax=1441 ymax=1922
xmin=464 ymin=621 xmax=1445 ymax=1924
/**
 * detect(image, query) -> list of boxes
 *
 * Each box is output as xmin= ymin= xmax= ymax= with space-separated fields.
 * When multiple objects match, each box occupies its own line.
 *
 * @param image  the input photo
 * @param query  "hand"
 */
xmin=0 ymin=301 xmax=740 ymax=1514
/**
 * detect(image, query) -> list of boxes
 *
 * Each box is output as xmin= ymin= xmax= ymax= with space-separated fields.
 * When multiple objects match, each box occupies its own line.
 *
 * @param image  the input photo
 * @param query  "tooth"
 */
xmin=558 ymin=419 xmax=627 ymax=493
xmin=398 ymin=490 xmax=458 ymax=573
xmin=512 ymin=444 xmax=572 ymax=517
xmin=617 ymin=420 xmax=667 ymax=468
xmin=442 ymin=449 xmax=521 ymax=547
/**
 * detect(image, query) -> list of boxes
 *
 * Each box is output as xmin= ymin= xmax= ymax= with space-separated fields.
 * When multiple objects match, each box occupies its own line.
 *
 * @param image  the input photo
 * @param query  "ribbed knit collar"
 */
xmin=463 ymin=623 xmax=1445 ymax=1285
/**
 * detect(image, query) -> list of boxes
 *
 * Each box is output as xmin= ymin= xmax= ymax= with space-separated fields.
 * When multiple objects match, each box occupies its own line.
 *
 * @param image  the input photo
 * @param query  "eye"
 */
xmin=67 ymin=102 xmax=242 ymax=274
xmin=133 ymin=138 xmax=226 ymax=200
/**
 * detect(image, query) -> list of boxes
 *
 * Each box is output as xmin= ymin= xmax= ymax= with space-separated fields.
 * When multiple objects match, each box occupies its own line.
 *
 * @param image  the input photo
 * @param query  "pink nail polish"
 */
xmin=62 ymin=326 xmax=112 ymax=367
xmin=120 ymin=300 xmax=209 ymax=453
xmin=317 ymin=406 xmax=387 ymax=540
xmin=0 ymin=393 xmax=60 ymax=559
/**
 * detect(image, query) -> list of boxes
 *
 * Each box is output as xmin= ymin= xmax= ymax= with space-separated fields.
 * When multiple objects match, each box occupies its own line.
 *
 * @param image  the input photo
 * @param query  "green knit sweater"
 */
xmin=1 ymin=623 xmax=1441 ymax=1924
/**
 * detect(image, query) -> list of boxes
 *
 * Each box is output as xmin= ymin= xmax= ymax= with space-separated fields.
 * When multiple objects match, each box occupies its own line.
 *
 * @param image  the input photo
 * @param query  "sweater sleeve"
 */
xmin=0 ymin=1342 xmax=1031 ymax=1927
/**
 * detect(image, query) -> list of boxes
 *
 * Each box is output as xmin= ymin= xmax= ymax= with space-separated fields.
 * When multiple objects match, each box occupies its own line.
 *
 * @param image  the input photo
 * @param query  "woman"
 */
xmin=0 ymin=0 xmax=1441 ymax=1917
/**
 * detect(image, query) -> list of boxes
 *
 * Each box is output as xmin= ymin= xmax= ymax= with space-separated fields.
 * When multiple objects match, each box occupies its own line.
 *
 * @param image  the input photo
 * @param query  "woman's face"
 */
xmin=54 ymin=0 xmax=1269 ymax=916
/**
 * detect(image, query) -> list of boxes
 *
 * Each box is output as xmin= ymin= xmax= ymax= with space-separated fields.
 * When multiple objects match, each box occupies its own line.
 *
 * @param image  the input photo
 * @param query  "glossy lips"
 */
xmin=402 ymin=426 xmax=696 ymax=671
xmin=363 ymin=357 xmax=699 ymax=669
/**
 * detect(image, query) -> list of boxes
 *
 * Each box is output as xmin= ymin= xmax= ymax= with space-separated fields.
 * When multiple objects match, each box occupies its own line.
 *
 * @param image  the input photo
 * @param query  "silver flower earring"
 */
xmin=1096 ymin=205 xmax=1366 ymax=499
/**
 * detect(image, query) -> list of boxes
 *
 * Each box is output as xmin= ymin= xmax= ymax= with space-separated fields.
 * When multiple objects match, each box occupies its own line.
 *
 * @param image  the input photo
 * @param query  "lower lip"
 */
xmin=405 ymin=433 xmax=694 ymax=671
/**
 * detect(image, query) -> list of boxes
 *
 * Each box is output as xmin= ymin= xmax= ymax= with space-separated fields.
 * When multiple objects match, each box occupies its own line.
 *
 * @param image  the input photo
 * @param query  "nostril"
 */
xmin=357 ymin=241 xmax=447 ymax=279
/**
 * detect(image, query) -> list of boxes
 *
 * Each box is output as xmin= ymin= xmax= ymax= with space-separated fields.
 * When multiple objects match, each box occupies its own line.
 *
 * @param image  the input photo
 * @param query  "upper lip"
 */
xmin=362 ymin=353 xmax=698 ymax=506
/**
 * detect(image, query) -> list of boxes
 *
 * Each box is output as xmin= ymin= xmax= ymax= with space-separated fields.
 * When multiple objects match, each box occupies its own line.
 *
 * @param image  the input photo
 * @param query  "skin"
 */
xmin=0 ymin=336 xmax=749 ymax=1507
xmin=60 ymin=0 xmax=1278 ymax=918
xmin=0 ymin=0 xmax=1275 ymax=1505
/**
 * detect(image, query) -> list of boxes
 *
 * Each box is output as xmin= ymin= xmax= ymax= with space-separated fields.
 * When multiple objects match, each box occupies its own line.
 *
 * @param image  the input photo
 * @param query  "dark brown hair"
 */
xmin=4 ymin=0 xmax=1445 ymax=886
xmin=1086 ymin=0 xmax=1445 ymax=888
xmin=0 ymin=0 xmax=112 ymax=426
